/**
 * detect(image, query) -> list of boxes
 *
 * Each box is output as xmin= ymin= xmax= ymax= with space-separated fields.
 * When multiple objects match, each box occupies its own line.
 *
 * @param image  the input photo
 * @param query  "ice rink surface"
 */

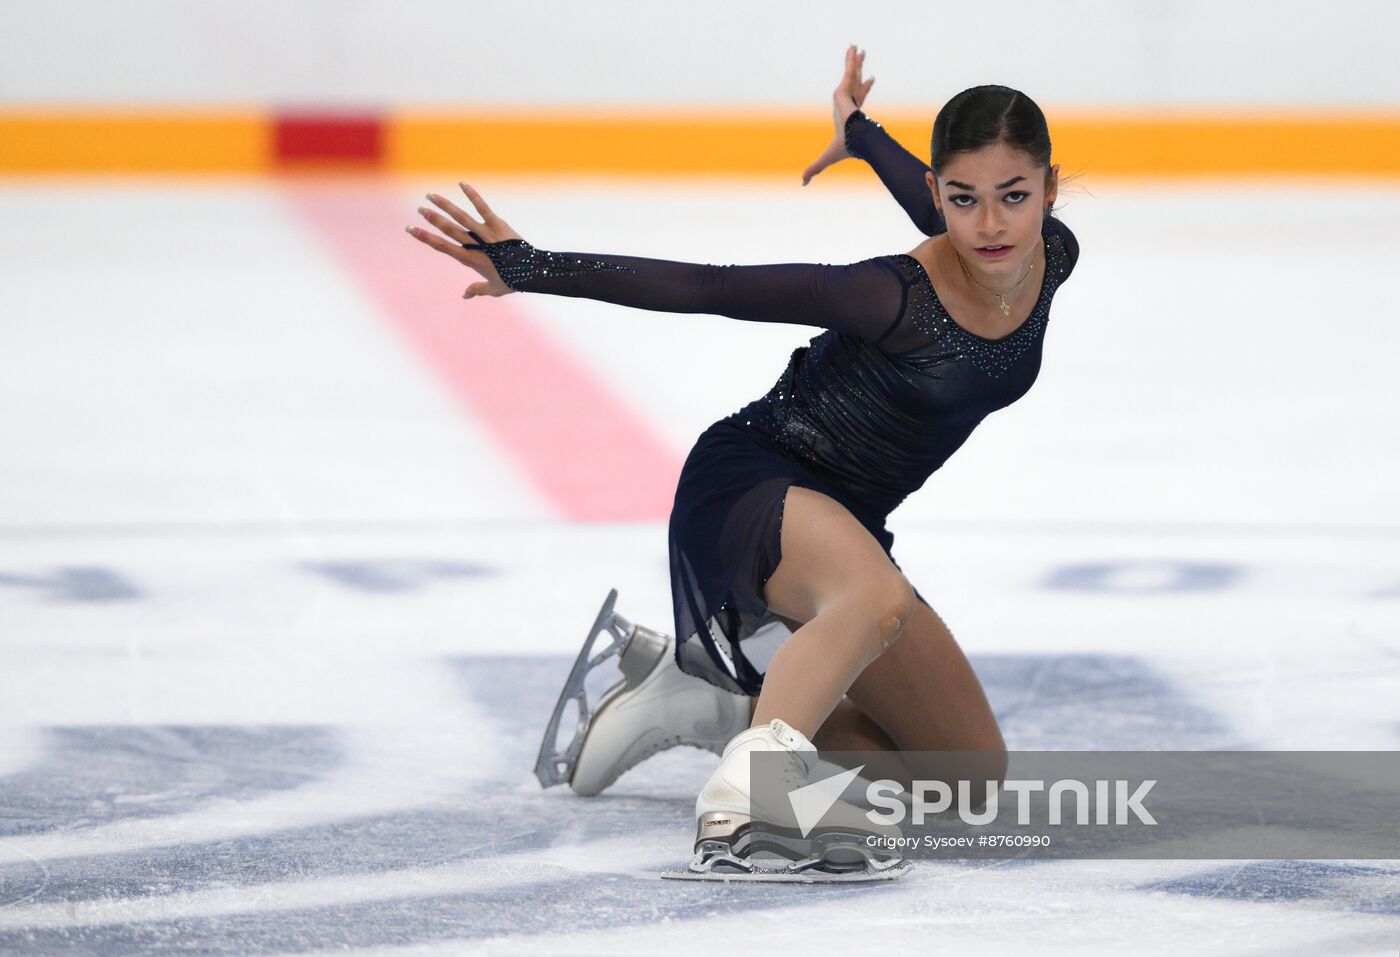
xmin=2 ymin=173 xmax=1399 ymax=954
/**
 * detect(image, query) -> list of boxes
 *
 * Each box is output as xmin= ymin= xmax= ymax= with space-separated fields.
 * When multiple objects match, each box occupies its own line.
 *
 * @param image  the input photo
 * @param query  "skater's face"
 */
xmin=926 ymin=142 xmax=1059 ymax=285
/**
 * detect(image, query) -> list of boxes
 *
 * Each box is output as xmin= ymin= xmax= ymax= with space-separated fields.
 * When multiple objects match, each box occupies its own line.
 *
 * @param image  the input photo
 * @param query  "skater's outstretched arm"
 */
xmin=801 ymin=46 xmax=945 ymax=238
xmin=407 ymin=184 xmax=911 ymax=348
xmin=844 ymin=111 xmax=945 ymax=237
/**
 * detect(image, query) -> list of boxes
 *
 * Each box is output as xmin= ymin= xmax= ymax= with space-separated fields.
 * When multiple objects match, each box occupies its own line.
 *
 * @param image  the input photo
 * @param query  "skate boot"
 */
xmin=535 ymin=588 xmax=751 ymax=795
xmin=675 ymin=718 xmax=910 ymax=882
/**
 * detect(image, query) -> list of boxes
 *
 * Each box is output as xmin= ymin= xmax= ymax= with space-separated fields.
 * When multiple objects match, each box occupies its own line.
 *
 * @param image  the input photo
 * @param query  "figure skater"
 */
xmin=407 ymin=46 xmax=1080 ymax=878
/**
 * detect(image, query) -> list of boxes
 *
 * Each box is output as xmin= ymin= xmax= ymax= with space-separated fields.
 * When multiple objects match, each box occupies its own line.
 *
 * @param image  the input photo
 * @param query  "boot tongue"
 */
xmin=767 ymin=719 xmax=818 ymax=774
xmin=718 ymin=719 xmax=819 ymax=769
xmin=767 ymin=718 xmax=816 ymax=752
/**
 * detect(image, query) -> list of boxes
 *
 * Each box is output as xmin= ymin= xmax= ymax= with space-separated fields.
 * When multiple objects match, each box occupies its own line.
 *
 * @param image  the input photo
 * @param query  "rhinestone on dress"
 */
xmin=893 ymin=224 xmax=1070 ymax=379
xmin=463 ymin=238 xmax=633 ymax=291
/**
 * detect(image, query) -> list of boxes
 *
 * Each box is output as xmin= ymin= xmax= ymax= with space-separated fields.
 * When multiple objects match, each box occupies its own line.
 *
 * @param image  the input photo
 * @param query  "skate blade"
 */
xmin=662 ymin=839 xmax=909 ymax=883
xmin=660 ymin=860 xmax=911 ymax=883
xmin=533 ymin=588 xmax=632 ymax=788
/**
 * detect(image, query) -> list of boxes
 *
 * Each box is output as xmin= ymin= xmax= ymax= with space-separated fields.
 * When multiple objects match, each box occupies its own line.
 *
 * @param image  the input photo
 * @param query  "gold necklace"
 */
xmin=955 ymin=236 xmax=1044 ymax=317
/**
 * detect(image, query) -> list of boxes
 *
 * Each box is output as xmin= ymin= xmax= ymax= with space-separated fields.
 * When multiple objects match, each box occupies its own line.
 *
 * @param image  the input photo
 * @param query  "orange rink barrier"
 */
xmin=2 ymin=108 xmax=1399 ymax=178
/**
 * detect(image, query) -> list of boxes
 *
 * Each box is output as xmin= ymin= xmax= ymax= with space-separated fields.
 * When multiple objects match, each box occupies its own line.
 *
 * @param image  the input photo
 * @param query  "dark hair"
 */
xmin=931 ymin=85 xmax=1062 ymax=214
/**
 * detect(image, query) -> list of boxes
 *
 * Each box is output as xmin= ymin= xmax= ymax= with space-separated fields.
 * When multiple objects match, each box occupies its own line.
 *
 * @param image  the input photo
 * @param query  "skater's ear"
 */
xmin=925 ymin=170 xmax=941 ymax=216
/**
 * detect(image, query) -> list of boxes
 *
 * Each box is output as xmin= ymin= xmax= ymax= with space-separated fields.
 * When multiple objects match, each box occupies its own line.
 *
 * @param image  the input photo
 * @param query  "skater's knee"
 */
xmin=874 ymin=580 xmax=918 ymax=653
xmin=829 ymin=576 xmax=916 ymax=660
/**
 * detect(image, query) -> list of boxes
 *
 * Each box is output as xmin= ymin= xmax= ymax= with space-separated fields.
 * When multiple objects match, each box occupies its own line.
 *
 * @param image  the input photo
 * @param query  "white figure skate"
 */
xmin=663 ymin=718 xmax=910 ymax=883
xmin=534 ymin=588 xmax=752 ymax=796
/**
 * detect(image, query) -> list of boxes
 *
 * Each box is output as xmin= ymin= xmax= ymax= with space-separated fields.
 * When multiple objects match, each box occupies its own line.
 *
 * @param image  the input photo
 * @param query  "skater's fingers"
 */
xmin=427 ymin=191 xmax=488 ymax=236
xmin=459 ymin=182 xmax=500 ymax=223
xmin=417 ymin=205 xmax=475 ymax=246
xmin=856 ymin=76 xmax=874 ymax=107
xmin=844 ymin=46 xmax=866 ymax=87
xmin=405 ymin=221 xmax=474 ymax=266
xmin=802 ymin=140 xmax=848 ymax=186
xmin=462 ymin=281 xmax=497 ymax=299
xmin=431 ymin=184 xmax=523 ymax=243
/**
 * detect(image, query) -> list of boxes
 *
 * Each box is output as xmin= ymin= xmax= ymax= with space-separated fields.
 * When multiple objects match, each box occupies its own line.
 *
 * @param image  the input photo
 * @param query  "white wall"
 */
xmin=3 ymin=0 xmax=1397 ymax=109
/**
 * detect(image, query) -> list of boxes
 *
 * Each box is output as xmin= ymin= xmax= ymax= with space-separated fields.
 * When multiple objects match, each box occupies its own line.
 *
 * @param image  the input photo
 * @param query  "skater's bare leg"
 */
xmin=809 ymin=695 xmax=895 ymax=750
xmin=846 ymin=596 xmax=1007 ymax=801
xmin=805 ymin=694 xmax=921 ymax=785
xmin=690 ymin=490 xmax=915 ymax=871
xmin=774 ymin=608 xmax=1002 ymax=793
xmin=756 ymin=486 xmax=917 ymax=738
xmin=767 ymin=618 xmax=911 ymax=782
xmin=770 ymin=614 xmax=899 ymax=754
xmin=846 ymin=597 xmax=1004 ymax=753
xmin=762 ymin=492 xmax=1007 ymax=801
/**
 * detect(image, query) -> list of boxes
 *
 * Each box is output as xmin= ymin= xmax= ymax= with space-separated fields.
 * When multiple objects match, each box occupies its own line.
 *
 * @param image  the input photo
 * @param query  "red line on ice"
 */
xmin=283 ymin=183 xmax=681 ymax=520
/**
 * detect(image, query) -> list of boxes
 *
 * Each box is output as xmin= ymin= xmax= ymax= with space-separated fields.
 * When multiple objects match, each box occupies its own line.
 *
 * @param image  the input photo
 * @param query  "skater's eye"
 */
xmin=949 ymin=191 xmax=1031 ymax=208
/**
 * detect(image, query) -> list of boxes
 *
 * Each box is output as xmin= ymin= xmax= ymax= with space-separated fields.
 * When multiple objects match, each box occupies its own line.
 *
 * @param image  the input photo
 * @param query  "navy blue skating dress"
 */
xmin=466 ymin=110 xmax=1081 ymax=695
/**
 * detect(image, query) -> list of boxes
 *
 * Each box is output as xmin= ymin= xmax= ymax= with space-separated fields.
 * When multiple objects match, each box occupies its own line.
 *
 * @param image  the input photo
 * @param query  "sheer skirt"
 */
xmin=668 ymin=418 xmax=921 ymax=696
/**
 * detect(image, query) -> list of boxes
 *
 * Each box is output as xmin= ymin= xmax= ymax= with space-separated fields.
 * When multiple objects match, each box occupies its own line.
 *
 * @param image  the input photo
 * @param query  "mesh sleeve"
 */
xmin=466 ymin=238 xmax=912 ymax=347
xmin=844 ymin=109 xmax=946 ymax=237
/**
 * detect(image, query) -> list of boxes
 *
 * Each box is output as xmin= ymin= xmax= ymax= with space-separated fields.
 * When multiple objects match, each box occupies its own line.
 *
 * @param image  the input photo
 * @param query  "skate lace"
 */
xmin=776 ymin=752 xmax=811 ymax=790
xmin=766 ymin=722 xmax=816 ymax=787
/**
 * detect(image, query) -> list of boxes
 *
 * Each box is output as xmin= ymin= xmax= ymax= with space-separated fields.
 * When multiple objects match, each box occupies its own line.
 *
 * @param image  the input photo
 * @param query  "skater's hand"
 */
xmin=801 ymin=44 xmax=876 ymax=187
xmin=406 ymin=183 xmax=522 ymax=299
